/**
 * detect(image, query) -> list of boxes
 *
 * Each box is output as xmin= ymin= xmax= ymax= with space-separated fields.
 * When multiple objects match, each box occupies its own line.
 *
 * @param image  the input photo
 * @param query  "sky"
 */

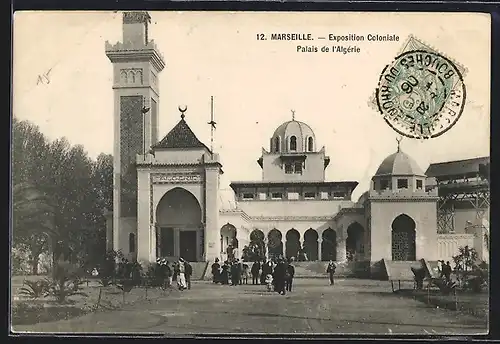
xmin=13 ymin=11 xmax=490 ymax=200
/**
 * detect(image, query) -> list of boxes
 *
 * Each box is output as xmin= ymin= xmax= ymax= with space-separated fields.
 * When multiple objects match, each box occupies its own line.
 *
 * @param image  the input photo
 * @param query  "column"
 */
xmin=204 ymin=154 xmax=222 ymax=262
xmin=136 ymin=169 xmax=151 ymax=263
xmin=174 ymin=229 xmax=180 ymax=257
xmin=150 ymin=224 xmax=157 ymax=262
xmin=196 ymin=229 xmax=201 ymax=261
xmin=318 ymin=238 xmax=322 ymax=261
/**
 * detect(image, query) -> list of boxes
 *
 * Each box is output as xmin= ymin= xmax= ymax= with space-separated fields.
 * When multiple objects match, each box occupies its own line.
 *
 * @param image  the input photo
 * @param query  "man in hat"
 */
xmin=326 ymin=260 xmax=336 ymax=286
xmin=184 ymin=259 xmax=193 ymax=290
xmin=285 ymin=258 xmax=295 ymax=292
xmin=212 ymin=258 xmax=221 ymax=284
xmin=177 ymin=258 xmax=187 ymax=290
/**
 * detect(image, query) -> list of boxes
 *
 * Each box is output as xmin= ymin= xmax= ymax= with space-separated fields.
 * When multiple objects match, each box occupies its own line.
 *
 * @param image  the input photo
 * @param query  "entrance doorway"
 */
xmin=156 ymin=187 xmax=203 ymax=262
xmin=391 ymin=214 xmax=416 ymax=261
xmin=180 ymin=230 xmax=197 ymax=262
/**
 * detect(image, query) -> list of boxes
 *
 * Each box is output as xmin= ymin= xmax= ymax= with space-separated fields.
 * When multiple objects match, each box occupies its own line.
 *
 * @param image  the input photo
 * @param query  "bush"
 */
xmin=46 ymin=261 xmax=88 ymax=304
xmin=144 ymin=262 xmax=170 ymax=287
xmin=96 ymin=250 xmax=118 ymax=287
xmin=11 ymin=302 xmax=45 ymax=324
xmin=11 ymin=301 xmax=87 ymax=325
xmin=18 ymin=279 xmax=51 ymax=299
xmin=452 ymin=246 xmax=487 ymax=293
xmin=116 ymin=257 xmax=143 ymax=286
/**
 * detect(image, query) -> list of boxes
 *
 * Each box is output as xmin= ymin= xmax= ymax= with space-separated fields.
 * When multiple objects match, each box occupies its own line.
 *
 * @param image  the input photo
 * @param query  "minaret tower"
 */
xmin=105 ymin=11 xmax=165 ymax=255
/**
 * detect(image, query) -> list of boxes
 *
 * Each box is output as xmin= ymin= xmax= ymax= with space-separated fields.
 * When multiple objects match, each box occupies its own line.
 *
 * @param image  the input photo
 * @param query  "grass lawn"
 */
xmin=11 ymin=275 xmax=172 ymax=326
xmin=397 ymin=288 xmax=488 ymax=320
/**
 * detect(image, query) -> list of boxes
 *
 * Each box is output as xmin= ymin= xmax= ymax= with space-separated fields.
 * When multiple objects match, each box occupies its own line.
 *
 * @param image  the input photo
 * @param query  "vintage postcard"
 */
xmin=12 ymin=11 xmax=490 ymax=335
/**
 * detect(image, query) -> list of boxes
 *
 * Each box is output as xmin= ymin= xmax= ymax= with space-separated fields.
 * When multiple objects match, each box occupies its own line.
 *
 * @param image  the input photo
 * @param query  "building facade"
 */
xmin=105 ymin=12 xmax=489 ymax=270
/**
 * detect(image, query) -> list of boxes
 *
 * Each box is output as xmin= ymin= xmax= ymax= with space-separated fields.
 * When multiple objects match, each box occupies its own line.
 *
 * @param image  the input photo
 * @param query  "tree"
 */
xmin=452 ymin=245 xmax=478 ymax=272
xmin=242 ymin=230 xmax=266 ymax=262
xmin=12 ymin=117 xmax=114 ymax=274
xmin=12 ymin=183 xmax=56 ymax=274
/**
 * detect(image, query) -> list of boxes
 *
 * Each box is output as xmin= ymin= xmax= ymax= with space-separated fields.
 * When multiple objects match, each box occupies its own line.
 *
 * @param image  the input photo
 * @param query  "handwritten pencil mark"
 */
xmin=37 ymin=68 xmax=52 ymax=85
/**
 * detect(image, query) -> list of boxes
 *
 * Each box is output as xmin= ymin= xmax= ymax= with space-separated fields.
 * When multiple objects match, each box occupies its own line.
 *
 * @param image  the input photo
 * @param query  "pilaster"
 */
xmin=337 ymin=239 xmax=347 ymax=262
xmin=203 ymin=153 xmax=223 ymax=262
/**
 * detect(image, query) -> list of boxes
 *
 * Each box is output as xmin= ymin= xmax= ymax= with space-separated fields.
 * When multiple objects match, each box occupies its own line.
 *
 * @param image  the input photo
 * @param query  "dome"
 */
xmin=271 ymin=119 xmax=316 ymax=153
xmin=374 ymin=149 xmax=425 ymax=177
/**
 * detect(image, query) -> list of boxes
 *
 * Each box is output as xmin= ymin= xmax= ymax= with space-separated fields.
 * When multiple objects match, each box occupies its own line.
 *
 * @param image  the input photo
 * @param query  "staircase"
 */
xmin=381 ymin=259 xmax=423 ymax=282
xmin=293 ymin=261 xmax=371 ymax=278
xmin=420 ymin=259 xmax=440 ymax=278
xmin=190 ymin=262 xmax=209 ymax=280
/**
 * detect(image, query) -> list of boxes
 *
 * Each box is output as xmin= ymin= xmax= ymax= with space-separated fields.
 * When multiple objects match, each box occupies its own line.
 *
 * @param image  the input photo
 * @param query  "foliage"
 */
xmin=11 ymin=302 xmax=45 ymax=325
xmin=241 ymin=243 xmax=264 ymax=262
xmin=11 ymin=301 xmax=87 ymax=326
xmin=18 ymin=279 xmax=51 ymax=299
xmin=96 ymin=250 xmax=118 ymax=287
xmin=243 ymin=231 xmax=266 ymax=262
xmin=144 ymin=262 xmax=170 ymax=287
xmin=452 ymin=245 xmax=478 ymax=272
xmin=12 ymin=117 xmax=113 ymax=274
xmin=114 ymin=252 xmax=143 ymax=287
xmin=452 ymin=246 xmax=487 ymax=293
xmin=429 ymin=278 xmax=457 ymax=295
xmin=45 ymin=261 xmax=88 ymax=304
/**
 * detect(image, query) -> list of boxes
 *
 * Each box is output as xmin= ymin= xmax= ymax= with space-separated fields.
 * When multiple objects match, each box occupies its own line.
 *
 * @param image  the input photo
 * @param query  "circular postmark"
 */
xmin=375 ymin=49 xmax=466 ymax=139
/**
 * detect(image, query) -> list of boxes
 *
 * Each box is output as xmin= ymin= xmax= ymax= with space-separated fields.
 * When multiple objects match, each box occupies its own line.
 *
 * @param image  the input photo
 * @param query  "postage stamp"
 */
xmin=372 ymin=36 xmax=467 ymax=139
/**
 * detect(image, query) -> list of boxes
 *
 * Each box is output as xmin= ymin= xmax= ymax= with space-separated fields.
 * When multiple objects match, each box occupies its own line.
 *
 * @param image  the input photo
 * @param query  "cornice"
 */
xmin=105 ymin=42 xmax=165 ymax=72
xmin=248 ymin=215 xmax=335 ymax=221
xmin=368 ymin=197 xmax=439 ymax=202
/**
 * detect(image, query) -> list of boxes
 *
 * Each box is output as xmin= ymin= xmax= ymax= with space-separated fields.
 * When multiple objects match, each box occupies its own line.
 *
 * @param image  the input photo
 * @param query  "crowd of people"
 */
xmin=211 ymin=256 xmax=301 ymax=295
xmin=156 ymin=257 xmax=193 ymax=291
xmin=152 ymin=255 xmax=337 ymax=294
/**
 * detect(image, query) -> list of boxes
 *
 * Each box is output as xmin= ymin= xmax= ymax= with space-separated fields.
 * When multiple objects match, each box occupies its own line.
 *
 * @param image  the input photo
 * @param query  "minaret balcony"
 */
xmin=278 ymin=153 xmax=307 ymax=163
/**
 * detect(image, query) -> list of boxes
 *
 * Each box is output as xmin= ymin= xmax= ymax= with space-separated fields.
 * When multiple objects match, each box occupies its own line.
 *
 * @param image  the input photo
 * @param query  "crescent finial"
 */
xmin=178 ymin=105 xmax=187 ymax=119
xmin=396 ymin=136 xmax=403 ymax=152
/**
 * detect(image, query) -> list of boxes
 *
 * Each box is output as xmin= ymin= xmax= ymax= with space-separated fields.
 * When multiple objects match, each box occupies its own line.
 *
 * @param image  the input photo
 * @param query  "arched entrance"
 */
xmin=303 ymin=228 xmax=318 ymax=261
xmin=285 ymin=229 xmax=301 ymax=260
xmin=156 ymin=187 xmax=202 ymax=262
xmin=321 ymin=228 xmax=337 ymax=261
xmin=221 ymin=223 xmax=237 ymax=262
xmin=346 ymin=222 xmax=364 ymax=261
xmin=391 ymin=214 xmax=416 ymax=261
xmin=267 ymin=229 xmax=283 ymax=260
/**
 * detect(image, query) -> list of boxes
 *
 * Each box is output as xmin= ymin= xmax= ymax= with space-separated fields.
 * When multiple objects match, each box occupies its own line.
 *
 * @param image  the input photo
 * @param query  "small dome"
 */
xmin=271 ymin=119 xmax=316 ymax=153
xmin=374 ymin=150 xmax=425 ymax=177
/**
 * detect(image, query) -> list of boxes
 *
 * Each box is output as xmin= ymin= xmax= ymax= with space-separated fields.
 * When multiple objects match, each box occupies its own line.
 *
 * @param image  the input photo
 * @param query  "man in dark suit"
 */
xmin=285 ymin=258 xmax=295 ymax=292
xmin=274 ymin=258 xmax=287 ymax=295
xmin=251 ymin=260 xmax=261 ymax=285
xmin=211 ymin=258 xmax=221 ymax=284
xmin=326 ymin=260 xmax=336 ymax=286
xmin=184 ymin=260 xmax=193 ymax=290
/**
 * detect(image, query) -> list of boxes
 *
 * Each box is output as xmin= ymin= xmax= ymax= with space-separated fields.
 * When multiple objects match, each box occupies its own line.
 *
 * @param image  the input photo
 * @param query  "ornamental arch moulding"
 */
xmin=151 ymin=184 xmax=204 ymax=226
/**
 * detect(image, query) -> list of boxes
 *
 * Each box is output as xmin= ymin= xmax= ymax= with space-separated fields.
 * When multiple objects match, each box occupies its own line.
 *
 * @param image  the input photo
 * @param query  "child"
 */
xmin=265 ymin=273 xmax=274 ymax=292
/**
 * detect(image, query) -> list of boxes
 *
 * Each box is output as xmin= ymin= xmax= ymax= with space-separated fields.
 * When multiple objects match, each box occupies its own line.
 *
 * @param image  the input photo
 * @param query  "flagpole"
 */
xmin=208 ymin=96 xmax=216 ymax=159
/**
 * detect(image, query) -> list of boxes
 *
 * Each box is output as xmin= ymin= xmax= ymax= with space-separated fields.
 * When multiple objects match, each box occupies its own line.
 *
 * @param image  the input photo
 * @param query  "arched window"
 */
xmin=129 ymin=233 xmax=136 ymax=253
xmin=290 ymin=136 xmax=297 ymax=151
xmin=120 ymin=71 xmax=128 ymax=84
xmin=128 ymin=71 xmax=135 ymax=83
xmin=274 ymin=137 xmax=280 ymax=152
xmin=307 ymin=137 xmax=314 ymax=152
